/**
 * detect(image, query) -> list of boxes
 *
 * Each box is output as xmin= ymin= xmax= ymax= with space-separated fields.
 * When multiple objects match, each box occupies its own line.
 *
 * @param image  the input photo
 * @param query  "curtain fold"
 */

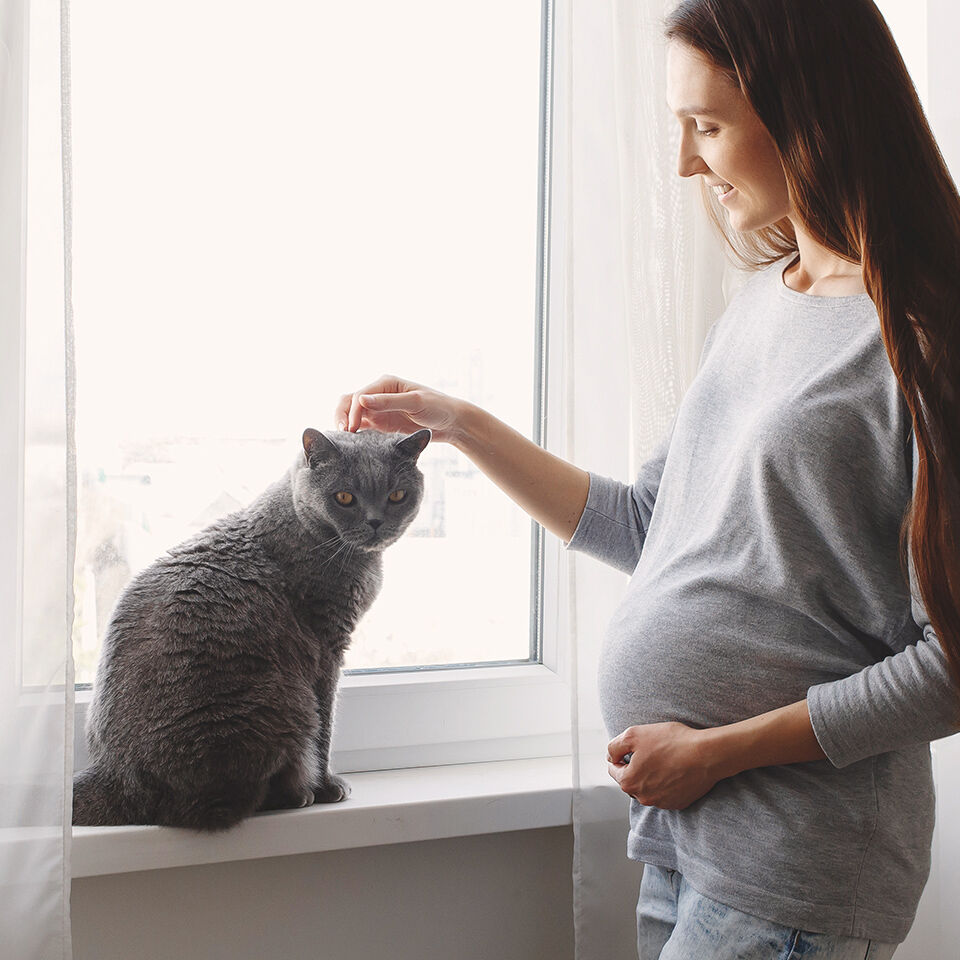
xmin=0 ymin=0 xmax=75 ymax=956
xmin=609 ymin=0 xmax=729 ymax=468
xmin=560 ymin=1 xmax=730 ymax=957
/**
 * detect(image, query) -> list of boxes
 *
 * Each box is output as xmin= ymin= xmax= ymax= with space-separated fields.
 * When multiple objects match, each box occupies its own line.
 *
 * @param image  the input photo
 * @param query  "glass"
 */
xmin=66 ymin=0 xmax=547 ymax=684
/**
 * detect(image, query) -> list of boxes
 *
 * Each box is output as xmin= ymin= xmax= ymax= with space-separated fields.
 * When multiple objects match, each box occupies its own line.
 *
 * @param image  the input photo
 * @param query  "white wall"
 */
xmin=920 ymin=2 xmax=960 ymax=950
xmin=926 ymin=0 xmax=960 ymax=177
xmin=71 ymin=827 xmax=577 ymax=960
xmin=904 ymin=1 xmax=960 ymax=957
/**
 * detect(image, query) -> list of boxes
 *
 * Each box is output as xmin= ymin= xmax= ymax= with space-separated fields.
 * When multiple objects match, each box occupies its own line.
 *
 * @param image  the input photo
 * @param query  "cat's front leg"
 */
xmin=312 ymin=657 xmax=351 ymax=803
xmin=313 ymin=772 xmax=351 ymax=803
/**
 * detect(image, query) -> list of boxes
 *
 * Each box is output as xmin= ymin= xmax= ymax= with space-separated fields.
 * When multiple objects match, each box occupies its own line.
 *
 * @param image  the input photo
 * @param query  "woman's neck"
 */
xmin=783 ymin=222 xmax=866 ymax=297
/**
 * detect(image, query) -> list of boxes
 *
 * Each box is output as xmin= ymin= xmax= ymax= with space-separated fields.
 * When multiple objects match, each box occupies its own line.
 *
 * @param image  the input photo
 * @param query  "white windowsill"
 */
xmin=71 ymin=755 xmax=576 ymax=879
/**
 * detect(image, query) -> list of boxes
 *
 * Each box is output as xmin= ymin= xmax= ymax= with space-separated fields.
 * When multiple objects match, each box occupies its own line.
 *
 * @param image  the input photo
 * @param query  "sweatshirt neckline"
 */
xmin=777 ymin=254 xmax=873 ymax=306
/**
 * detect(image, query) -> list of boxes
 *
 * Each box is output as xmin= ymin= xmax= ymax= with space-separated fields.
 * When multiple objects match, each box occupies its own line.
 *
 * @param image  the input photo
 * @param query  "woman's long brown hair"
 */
xmin=665 ymin=0 xmax=960 ymax=724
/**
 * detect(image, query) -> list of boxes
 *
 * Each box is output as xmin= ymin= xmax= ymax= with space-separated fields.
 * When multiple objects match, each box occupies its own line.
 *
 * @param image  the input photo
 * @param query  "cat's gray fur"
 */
xmin=72 ymin=427 xmax=431 ymax=831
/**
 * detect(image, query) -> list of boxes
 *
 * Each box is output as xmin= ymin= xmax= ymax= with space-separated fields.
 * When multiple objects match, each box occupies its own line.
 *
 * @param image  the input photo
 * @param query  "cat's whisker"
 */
xmin=307 ymin=533 xmax=347 ymax=554
xmin=308 ymin=539 xmax=349 ymax=560
xmin=337 ymin=543 xmax=357 ymax=578
xmin=318 ymin=540 xmax=351 ymax=571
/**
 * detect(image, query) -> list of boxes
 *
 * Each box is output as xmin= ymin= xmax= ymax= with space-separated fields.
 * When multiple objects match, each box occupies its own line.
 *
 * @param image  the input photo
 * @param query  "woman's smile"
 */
xmin=666 ymin=42 xmax=791 ymax=231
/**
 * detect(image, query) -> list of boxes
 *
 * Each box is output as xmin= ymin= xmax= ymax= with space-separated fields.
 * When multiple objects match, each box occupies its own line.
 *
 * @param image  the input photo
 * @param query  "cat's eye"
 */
xmin=335 ymin=491 xmax=354 ymax=506
xmin=388 ymin=490 xmax=406 ymax=503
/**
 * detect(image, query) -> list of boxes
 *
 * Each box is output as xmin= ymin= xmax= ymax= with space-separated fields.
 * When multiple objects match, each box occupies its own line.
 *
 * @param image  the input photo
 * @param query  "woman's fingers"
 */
xmin=334 ymin=375 xmax=423 ymax=433
xmin=606 ymin=729 xmax=636 ymax=765
xmin=355 ymin=391 xmax=435 ymax=436
xmin=348 ymin=393 xmax=364 ymax=432
xmin=334 ymin=375 xmax=464 ymax=442
xmin=358 ymin=391 xmax=425 ymax=416
xmin=335 ymin=393 xmax=352 ymax=430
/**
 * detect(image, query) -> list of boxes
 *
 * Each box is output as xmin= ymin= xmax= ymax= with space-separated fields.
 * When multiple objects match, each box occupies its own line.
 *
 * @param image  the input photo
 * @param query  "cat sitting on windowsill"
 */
xmin=72 ymin=426 xmax=430 ymax=831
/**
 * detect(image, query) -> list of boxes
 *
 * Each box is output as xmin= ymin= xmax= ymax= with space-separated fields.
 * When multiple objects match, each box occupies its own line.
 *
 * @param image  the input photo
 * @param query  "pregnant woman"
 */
xmin=336 ymin=0 xmax=960 ymax=956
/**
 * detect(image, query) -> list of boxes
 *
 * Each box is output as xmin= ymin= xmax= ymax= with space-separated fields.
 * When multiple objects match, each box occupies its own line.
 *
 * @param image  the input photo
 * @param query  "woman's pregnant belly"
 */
xmin=596 ymin=564 xmax=865 ymax=739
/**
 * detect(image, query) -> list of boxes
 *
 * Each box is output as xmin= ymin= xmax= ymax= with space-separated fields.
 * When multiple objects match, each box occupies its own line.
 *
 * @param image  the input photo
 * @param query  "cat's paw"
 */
xmin=258 ymin=784 xmax=316 ymax=813
xmin=313 ymin=775 xmax=351 ymax=804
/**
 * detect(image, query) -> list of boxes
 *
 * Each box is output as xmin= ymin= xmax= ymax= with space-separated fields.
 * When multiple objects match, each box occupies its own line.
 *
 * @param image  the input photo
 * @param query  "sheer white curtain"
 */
xmin=551 ymin=0 xmax=730 ymax=956
xmin=0 ymin=0 xmax=75 ymax=957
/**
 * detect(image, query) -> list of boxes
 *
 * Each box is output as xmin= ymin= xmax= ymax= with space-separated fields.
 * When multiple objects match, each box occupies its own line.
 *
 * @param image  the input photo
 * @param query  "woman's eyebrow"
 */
xmin=670 ymin=103 xmax=721 ymax=117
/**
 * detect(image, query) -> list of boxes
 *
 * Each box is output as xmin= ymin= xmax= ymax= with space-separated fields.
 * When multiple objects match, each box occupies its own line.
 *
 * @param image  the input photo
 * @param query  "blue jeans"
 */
xmin=637 ymin=864 xmax=900 ymax=960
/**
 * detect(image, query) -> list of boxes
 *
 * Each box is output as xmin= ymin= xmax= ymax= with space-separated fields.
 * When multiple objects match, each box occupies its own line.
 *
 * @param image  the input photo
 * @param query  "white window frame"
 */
xmin=59 ymin=0 xmax=575 ymax=775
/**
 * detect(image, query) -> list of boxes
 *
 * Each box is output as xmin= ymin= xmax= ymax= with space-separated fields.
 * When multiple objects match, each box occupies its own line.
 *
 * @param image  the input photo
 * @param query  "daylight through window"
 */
xmin=63 ymin=1 xmax=547 ymax=686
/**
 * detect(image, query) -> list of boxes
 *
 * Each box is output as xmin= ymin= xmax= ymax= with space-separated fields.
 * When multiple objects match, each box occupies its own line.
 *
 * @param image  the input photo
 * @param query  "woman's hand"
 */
xmin=606 ymin=722 xmax=721 ymax=810
xmin=334 ymin=374 xmax=465 ymax=444
xmin=335 ymin=373 xmax=591 ymax=543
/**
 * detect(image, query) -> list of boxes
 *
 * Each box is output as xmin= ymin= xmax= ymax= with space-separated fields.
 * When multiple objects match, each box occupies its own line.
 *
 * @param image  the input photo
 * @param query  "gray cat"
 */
xmin=72 ymin=426 xmax=431 ymax=831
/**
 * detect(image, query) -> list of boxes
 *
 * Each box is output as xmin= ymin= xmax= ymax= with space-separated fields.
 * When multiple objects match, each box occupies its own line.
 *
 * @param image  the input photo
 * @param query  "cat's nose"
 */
xmin=367 ymin=519 xmax=383 ymax=530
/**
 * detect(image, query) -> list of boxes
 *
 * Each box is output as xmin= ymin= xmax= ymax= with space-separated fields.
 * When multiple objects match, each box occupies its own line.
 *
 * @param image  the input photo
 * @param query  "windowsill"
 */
xmin=71 ymin=756 xmax=576 ymax=879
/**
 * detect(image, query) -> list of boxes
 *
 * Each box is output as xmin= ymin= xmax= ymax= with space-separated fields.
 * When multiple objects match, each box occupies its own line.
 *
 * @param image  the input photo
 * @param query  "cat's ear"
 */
xmin=394 ymin=428 xmax=431 ymax=461
xmin=302 ymin=428 xmax=341 ymax=468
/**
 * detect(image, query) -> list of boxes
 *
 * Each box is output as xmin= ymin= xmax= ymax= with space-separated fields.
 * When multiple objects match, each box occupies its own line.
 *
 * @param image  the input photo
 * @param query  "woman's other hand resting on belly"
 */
xmin=606 ymin=699 xmax=827 ymax=810
xmin=607 ymin=721 xmax=722 ymax=810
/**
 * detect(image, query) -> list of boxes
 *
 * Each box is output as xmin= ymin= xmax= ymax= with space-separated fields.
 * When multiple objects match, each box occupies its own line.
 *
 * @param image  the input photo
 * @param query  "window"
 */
xmin=68 ymin=0 xmax=552 ymax=686
xmin=46 ymin=0 xmax=568 ymax=769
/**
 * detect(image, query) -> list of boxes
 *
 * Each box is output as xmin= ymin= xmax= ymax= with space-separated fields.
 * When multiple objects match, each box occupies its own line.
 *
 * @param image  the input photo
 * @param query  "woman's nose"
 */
xmin=677 ymin=135 xmax=710 ymax=178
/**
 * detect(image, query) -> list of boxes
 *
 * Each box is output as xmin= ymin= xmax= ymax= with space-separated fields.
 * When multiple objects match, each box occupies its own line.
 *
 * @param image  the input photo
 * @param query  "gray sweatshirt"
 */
xmin=566 ymin=254 xmax=959 ymax=943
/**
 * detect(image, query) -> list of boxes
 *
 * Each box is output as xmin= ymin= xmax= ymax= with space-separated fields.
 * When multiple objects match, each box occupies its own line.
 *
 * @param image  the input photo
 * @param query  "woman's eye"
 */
xmin=335 ymin=491 xmax=354 ymax=506
xmin=696 ymin=127 xmax=719 ymax=137
xmin=388 ymin=490 xmax=406 ymax=503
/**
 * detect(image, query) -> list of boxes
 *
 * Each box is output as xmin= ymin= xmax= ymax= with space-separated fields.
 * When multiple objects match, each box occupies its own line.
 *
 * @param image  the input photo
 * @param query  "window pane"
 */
xmin=70 ymin=0 xmax=544 ymax=683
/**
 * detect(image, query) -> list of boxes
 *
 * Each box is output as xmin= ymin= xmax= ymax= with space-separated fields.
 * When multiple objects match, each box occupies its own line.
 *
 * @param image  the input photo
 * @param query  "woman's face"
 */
xmin=665 ymin=41 xmax=791 ymax=232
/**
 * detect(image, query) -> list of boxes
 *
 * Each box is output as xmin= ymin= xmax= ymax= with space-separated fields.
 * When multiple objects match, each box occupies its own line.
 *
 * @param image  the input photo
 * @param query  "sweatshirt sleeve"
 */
xmin=562 ymin=423 xmax=674 ymax=574
xmin=563 ymin=316 xmax=726 ymax=575
xmin=806 ymin=432 xmax=960 ymax=768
